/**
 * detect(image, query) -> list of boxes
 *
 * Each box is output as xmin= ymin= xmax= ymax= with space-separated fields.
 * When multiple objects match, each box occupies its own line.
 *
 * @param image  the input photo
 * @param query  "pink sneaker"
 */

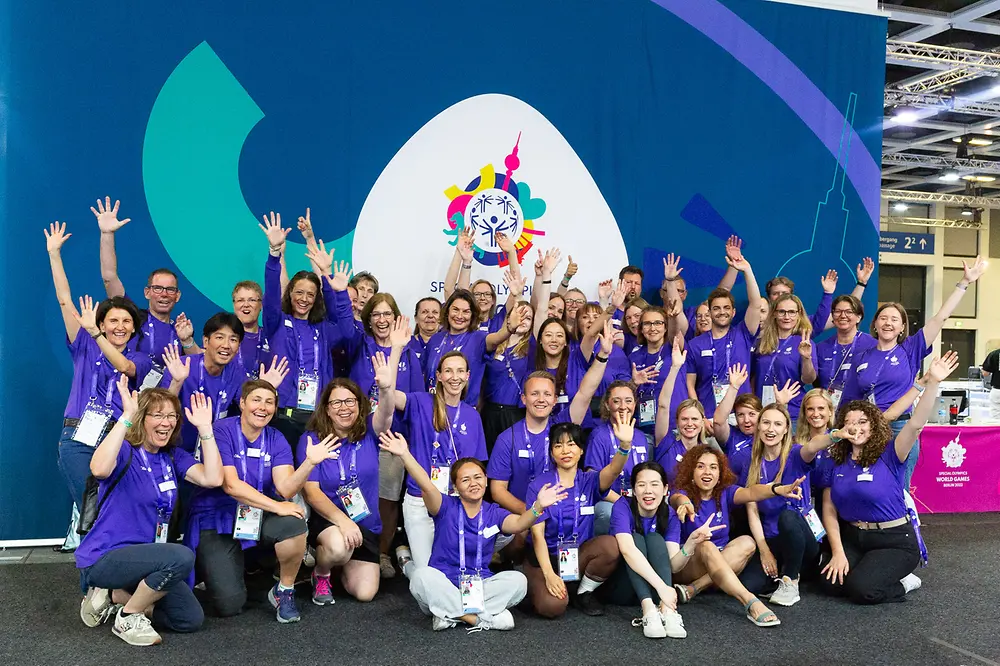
xmin=311 ymin=572 xmax=334 ymax=606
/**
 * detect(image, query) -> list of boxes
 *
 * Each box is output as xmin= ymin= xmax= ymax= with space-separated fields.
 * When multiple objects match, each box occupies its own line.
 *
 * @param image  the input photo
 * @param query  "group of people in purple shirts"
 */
xmin=45 ymin=197 xmax=987 ymax=646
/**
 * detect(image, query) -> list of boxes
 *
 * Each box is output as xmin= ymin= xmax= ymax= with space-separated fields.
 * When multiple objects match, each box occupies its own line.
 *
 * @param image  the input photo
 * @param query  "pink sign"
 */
xmin=910 ymin=426 xmax=1000 ymax=514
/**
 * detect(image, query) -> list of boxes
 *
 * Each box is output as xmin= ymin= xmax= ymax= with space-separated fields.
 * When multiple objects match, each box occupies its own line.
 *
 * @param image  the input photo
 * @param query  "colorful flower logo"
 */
xmin=442 ymin=133 xmax=546 ymax=267
xmin=941 ymin=434 xmax=966 ymax=469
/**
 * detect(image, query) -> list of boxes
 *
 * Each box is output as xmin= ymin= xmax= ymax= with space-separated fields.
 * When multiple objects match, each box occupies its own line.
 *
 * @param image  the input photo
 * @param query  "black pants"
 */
xmin=739 ymin=510 xmax=820 ymax=594
xmin=821 ymin=521 xmax=920 ymax=605
xmin=600 ymin=533 xmax=673 ymax=606
xmin=271 ymin=409 xmax=313 ymax=458
xmin=195 ymin=513 xmax=307 ymax=617
xmin=481 ymin=402 xmax=526 ymax=455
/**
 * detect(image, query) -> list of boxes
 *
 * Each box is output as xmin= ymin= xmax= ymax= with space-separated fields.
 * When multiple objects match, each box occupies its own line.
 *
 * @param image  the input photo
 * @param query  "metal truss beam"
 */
xmin=881 ymin=152 xmax=1000 ymax=173
xmin=881 ymin=216 xmax=983 ymax=229
xmin=890 ymin=0 xmax=1000 ymax=43
xmin=881 ymin=188 xmax=1000 ymax=207
xmin=885 ymin=89 xmax=1000 ymax=118
xmin=886 ymin=41 xmax=1000 ymax=93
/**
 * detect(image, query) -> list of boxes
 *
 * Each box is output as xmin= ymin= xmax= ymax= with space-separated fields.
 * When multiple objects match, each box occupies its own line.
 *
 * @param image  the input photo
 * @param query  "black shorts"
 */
xmin=307 ymin=515 xmax=380 ymax=564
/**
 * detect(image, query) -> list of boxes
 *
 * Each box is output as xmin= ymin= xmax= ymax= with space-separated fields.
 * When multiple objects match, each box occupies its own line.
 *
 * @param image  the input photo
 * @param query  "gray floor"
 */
xmin=1 ymin=513 xmax=998 ymax=666
xmin=0 ymin=547 xmax=75 ymax=566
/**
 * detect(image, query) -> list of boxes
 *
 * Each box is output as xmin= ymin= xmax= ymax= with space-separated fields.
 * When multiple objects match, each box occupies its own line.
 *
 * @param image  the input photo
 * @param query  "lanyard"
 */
xmin=711 ymin=329 xmax=734 ymax=383
xmin=458 ymin=509 xmax=485 ymax=575
xmin=557 ymin=470 xmax=581 ymax=542
xmin=501 ymin=342 xmax=523 ymax=391
xmin=337 ymin=442 xmax=359 ymax=483
xmin=89 ymin=360 xmax=118 ymax=408
xmin=295 ymin=322 xmax=321 ymax=373
xmin=198 ymin=358 xmax=227 ymax=419
xmin=137 ymin=447 xmax=175 ymax=512
xmin=238 ymin=331 xmax=266 ymax=372
xmin=764 ymin=336 xmax=793 ymax=384
xmin=238 ymin=431 xmax=268 ymax=493
xmin=433 ymin=404 xmax=462 ymax=464
xmin=146 ymin=318 xmax=156 ymax=352
xmin=827 ymin=332 xmax=860 ymax=390
xmin=638 ymin=345 xmax=666 ymax=397
xmin=521 ymin=421 xmax=550 ymax=479
xmin=864 ymin=344 xmax=900 ymax=396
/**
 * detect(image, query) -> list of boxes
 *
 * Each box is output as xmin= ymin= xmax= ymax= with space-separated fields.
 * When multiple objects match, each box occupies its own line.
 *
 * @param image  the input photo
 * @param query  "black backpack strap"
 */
xmin=95 ymin=445 xmax=134 ymax=514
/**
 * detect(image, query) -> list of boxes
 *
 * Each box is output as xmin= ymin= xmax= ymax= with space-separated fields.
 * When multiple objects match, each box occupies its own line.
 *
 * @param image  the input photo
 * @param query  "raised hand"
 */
xmin=495 ymin=231 xmax=515 ymax=254
xmin=830 ymin=424 xmax=858 ymax=444
xmin=258 ymin=211 xmax=290 ymax=251
xmin=377 ymin=431 xmax=410 ymax=457
xmin=671 ymin=335 xmax=687 ymax=369
xmin=564 ymin=255 xmax=578 ymax=280
xmin=610 ymin=279 xmax=628 ymax=309
xmin=306 ymin=434 xmax=342 ymax=465
xmin=115 ymin=373 xmax=139 ymax=418
xmin=724 ymin=249 xmax=750 ymax=272
xmin=389 ymin=315 xmax=412 ymax=349
xmin=457 ymin=227 xmax=474 ymax=264
xmin=856 ymin=256 xmax=875 ymax=284
xmin=259 ymin=356 xmax=290 ymax=390
xmin=962 ymin=255 xmax=988 ymax=283
xmin=541 ymin=247 xmax=562 ymax=279
xmin=611 ymin=409 xmax=635 ymax=447
xmin=775 ymin=475 xmax=807 ymax=500
xmin=162 ymin=343 xmax=190 ymax=382
xmin=663 ymin=253 xmax=683 ymax=281
xmin=598 ymin=319 xmax=615 ymax=357
xmin=821 ymin=269 xmax=839 ymax=294
xmin=725 ymin=235 xmax=744 ymax=263
xmin=297 ymin=208 xmax=315 ymax=240
xmin=632 ymin=362 xmax=659 ymax=386
xmin=91 ymin=196 xmax=131 ymax=234
xmin=798 ymin=331 xmax=813 ymax=359
xmin=74 ymin=295 xmax=100 ymax=335
xmin=534 ymin=249 xmax=544 ymax=277
xmin=373 ymin=351 xmax=394 ymax=390
xmin=927 ymin=350 xmax=960 ymax=383
xmin=185 ymin=392 xmax=215 ymax=429
xmin=44 ymin=221 xmax=72 ymax=252
xmin=506 ymin=304 xmax=531 ymax=334
xmin=174 ymin=313 xmax=195 ymax=342
xmin=306 ymin=240 xmax=335 ymax=276
xmin=597 ymin=279 xmax=613 ymax=303
xmin=728 ymin=363 xmax=749 ymax=389
xmin=503 ymin=269 xmax=527 ymax=300
xmin=534 ymin=483 xmax=569 ymax=509
xmin=773 ymin=379 xmax=802 ymax=407
xmin=329 ymin=260 xmax=352 ymax=292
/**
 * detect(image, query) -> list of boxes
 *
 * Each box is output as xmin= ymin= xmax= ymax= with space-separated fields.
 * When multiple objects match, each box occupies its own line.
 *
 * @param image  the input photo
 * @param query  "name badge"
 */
xmin=139 ymin=366 xmax=164 ymax=392
xmin=580 ymin=505 xmax=595 ymax=516
xmin=247 ymin=448 xmax=262 ymax=458
xmin=857 ymin=362 xmax=869 ymax=371
xmin=841 ymin=363 xmax=852 ymax=371
xmin=700 ymin=349 xmax=714 ymax=357
xmin=518 ymin=450 xmax=531 ymax=459
xmin=74 ymin=401 xmax=113 ymax=448
xmin=460 ymin=574 xmax=485 ymax=614
xmin=558 ymin=543 xmax=580 ymax=581
xmin=638 ymin=399 xmax=655 ymax=426
xmin=712 ymin=382 xmax=729 ymax=405
xmin=338 ymin=481 xmax=371 ymax=523
xmin=675 ymin=453 xmax=684 ymax=462
xmin=158 ymin=480 xmax=177 ymax=493
xmin=495 ymin=354 xmax=505 ymax=362
xmin=802 ymin=507 xmax=826 ymax=541
xmin=430 ymin=465 xmax=452 ymax=495
xmin=284 ymin=319 xmax=294 ymax=328
xmin=633 ymin=446 xmax=647 ymax=455
xmin=233 ymin=504 xmax=263 ymax=540
xmin=556 ymin=394 xmax=569 ymax=404
xmin=482 ymin=524 xmax=500 ymax=538
xmin=761 ymin=385 xmax=776 ymax=406
xmin=830 ymin=389 xmax=843 ymax=410
xmin=857 ymin=473 xmax=874 ymax=482
xmin=297 ymin=371 xmax=319 ymax=411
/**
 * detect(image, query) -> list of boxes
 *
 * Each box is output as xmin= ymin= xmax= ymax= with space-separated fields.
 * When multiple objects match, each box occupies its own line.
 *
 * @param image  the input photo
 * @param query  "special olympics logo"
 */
xmin=941 ymin=435 xmax=966 ymax=469
xmin=442 ymin=133 xmax=546 ymax=267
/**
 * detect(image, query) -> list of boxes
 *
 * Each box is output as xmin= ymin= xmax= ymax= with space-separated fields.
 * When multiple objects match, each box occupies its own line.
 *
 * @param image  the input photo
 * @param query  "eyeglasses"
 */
xmin=148 ymin=412 xmax=179 ymax=422
xmin=641 ymin=321 xmax=666 ymax=329
xmin=472 ymin=292 xmax=494 ymax=300
xmin=370 ymin=311 xmax=394 ymax=320
xmin=234 ymin=297 xmax=261 ymax=306
xmin=328 ymin=398 xmax=359 ymax=408
xmin=695 ymin=313 xmax=711 ymax=320
xmin=147 ymin=285 xmax=179 ymax=295
xmin=832 ymin=309 xmax=856 ymax=318
xmin=775 ymin=309 xmax=799 ymax=317
xmin=564 ymin=298 xmax=586 ymax=306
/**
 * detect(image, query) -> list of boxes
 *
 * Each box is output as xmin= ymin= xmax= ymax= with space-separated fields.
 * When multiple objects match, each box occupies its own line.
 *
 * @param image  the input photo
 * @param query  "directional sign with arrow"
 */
xmin=879 ymin=231 xmax=935 ymax=255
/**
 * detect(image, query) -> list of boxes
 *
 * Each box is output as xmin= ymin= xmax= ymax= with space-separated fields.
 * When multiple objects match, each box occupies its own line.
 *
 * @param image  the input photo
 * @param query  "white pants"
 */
xmin=403 ymin=493 xmax=435 ymax=575
xmin=990 ymin=388 xmax=1000 ymax=421
xmin=410 ymin=567 xmax=526 ymax=622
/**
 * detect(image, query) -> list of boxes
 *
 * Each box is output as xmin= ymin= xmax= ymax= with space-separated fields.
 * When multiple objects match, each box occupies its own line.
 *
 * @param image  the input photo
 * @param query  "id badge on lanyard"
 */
xmin=338 ymin=480 xmax=371 ymax=522
xmin=430 ymin=464 xmax=452 ymax=495
xmin=140 ymin=363 xmax=165 ymax=392
xmin=461 ymin=574 xmax=486 ymax=614
xmin=712 ymin=382 xmax=730 ymax=406
xmin=638 ymin=398 xmax=655 ymax=426
xmin=139 ymin=449 xmax=176 ymax=543
xmin=459 ymin=512 xmax=485 ymax=613
xmin=761 ymin=385 xmax=776 ymax=407
xmin=298 ymin=371 xmax=319 ymax=410
xmin=801 ymin=507 xmax=826 ymax=541
xmin=155 ymin=506 xmax=171 ymax=543
xmin=74 ymin=370 xmax=117 ymax=447
xmin=558 ymin=540 xmax=580 ymax=581
xmin=830 ymin=388 xmax=844 ymax=410
xmin=234 ymin=437 xmax=266 ymax=539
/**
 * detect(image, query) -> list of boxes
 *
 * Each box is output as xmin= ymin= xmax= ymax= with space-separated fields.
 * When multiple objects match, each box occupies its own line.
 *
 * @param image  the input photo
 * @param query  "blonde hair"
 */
xmin=125 ymin=388 xmax=183 ymax=448
xmin=496 ymin=300 xmax=532 ymax=360
xmin=795 ymin=389 xmax=834 ymax=444
xmin=757 ymin=294 xmax=812 ymax=356
xmin=744 ymin=404 xmax=793 ymax=488
xmin=675 ymin=399 xmax=709 ymax=445
xmin=433 ymin=351 xmax=469 ymax=432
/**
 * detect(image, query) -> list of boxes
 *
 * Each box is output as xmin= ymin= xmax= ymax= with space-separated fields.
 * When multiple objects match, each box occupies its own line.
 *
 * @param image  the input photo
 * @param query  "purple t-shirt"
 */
xmin=653 ymin=435 xmax=690 ymax=486
xmin=476 ymin=306 xmax=508 ymax=334
xmin=609 ymin=496 xmax=681 ymax=543
xmin=629 ymin=344 xmax=670 ymax=434
xmin=401 ymin=392 xmax=487 ymax=497
xmin=298 ymin=420 xmax=381 ymax=535
xmin=730 ymin=446 xmax=751 ymax=479
xmin=829 ymin=444 xmax=908 ymax=523
xmin=685 ymin=323 xmax=755 ymax=417
xmin=737 ymin=444 xmax=816 ymax=539
xmin=751 ymin=334 xmax=818 ymax=420
xmin=134 ymin=309 xmax=181 ymax=359
xmin=584 ymin=423 xmax=652 ymax=496
xmin=422 ymin=329 xmax=489 ymax=407
xmin=261 ymin=254 xmax=343 ymax=409
xmin=237 ymin=328 xmax=271 ymax=379
xmin=64 ymin=329 xmax=152 ymax=420
xmin=842 ymin=330 xmax=930 ymax=413
xmin=428 ymin=495 xmax=511 ymax=586
xmin=482 ymin=337 xmax=536 ymax=406
xmin=547 ymin=346 xmax=593 ymax=426
xmin=186 ymin=417 xmax=294 ymax=545
xmin=160 ymin=353 xmax=246 ymax=452
xmin=725 ymin=429 xmax=754 ymax=458
xmin=487 ymin=418 xmax=558 ymax=502
xmin=76 ymin=442 xmax=196 ymax=568
xmin=815 ymin=332 xmax=876 ymax=392
xmin=676 ymin=485 xmax=739 ymax=549
xmin=526 ymin=469 xmax=607 ymax=554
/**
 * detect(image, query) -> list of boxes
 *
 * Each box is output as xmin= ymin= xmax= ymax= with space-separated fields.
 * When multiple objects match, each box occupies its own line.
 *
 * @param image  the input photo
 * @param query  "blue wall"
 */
xmin=0 ymin=0 xmax=885 ymax=539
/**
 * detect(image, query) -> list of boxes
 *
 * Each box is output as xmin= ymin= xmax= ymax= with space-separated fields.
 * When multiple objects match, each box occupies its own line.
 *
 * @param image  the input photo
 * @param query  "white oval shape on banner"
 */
xmin=352 ymin=93 xmax=628 ymax=314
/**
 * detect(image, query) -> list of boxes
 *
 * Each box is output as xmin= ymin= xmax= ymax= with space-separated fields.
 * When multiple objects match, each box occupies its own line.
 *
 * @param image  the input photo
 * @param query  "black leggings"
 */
xmin=821 ymin=521 xmax=920 ymax=605
xmin=739 ymin=510 xmax=820 ymax=594
xmin=601 ymin=532 xmax=673 ymax=606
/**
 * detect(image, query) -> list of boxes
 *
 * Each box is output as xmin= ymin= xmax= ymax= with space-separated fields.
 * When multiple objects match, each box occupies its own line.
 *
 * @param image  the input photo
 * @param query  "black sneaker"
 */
xmin=575 ymin=591 xmax=604 ymax=616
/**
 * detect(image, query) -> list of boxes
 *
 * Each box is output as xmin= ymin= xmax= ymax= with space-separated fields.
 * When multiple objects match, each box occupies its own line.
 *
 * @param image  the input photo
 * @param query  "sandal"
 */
xmin=744 ymin=596 xmax=780 ymax=627
xmin=674 ymin=584 xmax=692 ymax=604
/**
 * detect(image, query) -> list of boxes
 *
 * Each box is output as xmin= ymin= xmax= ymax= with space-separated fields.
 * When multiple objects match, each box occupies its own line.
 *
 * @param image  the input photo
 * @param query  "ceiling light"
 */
xmin=892 ymin=203 xmax=908 ymax=212
xmin=893 ymin=111 xmax=919 ymax=125
xmin=986 ymin=130 xmax=996 ymax=136
xmin=939 ymin=171 xmax=961 ymax=182
xmin=953 ymin=137 xmax=964 ymax=143
xmin=962 ymin=209 xmax=973 ymax=216
xmin=969 ymin=138 xmax=994 ymax=146
xmin=961 ymin=175 xmax=996 ymax=182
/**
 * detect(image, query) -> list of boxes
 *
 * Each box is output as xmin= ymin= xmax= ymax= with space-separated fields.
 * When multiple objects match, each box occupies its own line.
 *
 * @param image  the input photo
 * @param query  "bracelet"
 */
xmin=829 ymin=433 xmax=843 ymax=443
xmin=595 ymin=354 xmax=609 ymax=363
xmin=90 ymin=330 xmax=104 ymax=340
xmin=912 ymin=381 xmax=926 ymax=394
xmin=616 ymin=446 xmax=630 ymax=456
xmin=663 ymin=276 xmax=679 ymax=282
xmin=121 ymin=418 xmax=133 ymax=429
xmin=199 ymin=432 xmax=215 ymax=441
xmin=680 ymin=545 xmax=689 ymax=557
xmin=461 ymin=263 xmax=472 ymax=270
xmin=770 ymin=482 xmax=780 ymax=496
xmin=856 ymin=280 xmax=868 ymax=287
xmin=561 ymin=276 xmax=571 ymax=284
xmin=182 ymin=342 xmax=194 ymax=350
xmin=956 ymin=281 xmax=969 ymax=291
xmin=541 ymin=279 xmax=552 ymax=284
xmin=530 ymin=503 xmax=542 ymax=518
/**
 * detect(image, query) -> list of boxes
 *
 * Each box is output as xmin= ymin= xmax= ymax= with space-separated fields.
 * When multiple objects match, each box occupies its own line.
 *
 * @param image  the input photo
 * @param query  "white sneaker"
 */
xmin=112 ymin=608 xmax=162 ymax=646
xmin=901 ymin=573 xmax=922 ymax=594
xmin=769 ymin=576 xmax=801 ymax=607
xmin=480 ymin=609 xmax=515 ymax=631
xmin=633 ymin=609 xmax=666 ymax=638
xmin=661 ymin=607 xmax=687 ymax=639
xmin=432 ymin=616 xmax=457 ymax=631
xmin=80 ymin=587 xmax=112 ymax=628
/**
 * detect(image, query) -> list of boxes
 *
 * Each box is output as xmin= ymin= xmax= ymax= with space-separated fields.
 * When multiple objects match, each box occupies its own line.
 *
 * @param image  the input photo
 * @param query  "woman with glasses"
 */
xmin=629 ymin=307 xmax=674 ymax=438
xmin=231 ymin=281 xmax=270 ymax=381
xmin=562 ymin=288 xmax=588 ymax=339
xmin=815 ymin=296 xmax=875 ymax=413
xmin=751 ymin=294 xmax=817 ymax=421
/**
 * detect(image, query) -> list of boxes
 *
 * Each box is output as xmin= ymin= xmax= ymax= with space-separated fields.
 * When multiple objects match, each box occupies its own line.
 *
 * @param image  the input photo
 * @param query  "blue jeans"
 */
xmin=890 ymin=418 xmax=919 ymax=491
xmin=57 ymin=426 xmax=94 ymax=508
xmin=594 ymin=500 xmax=614 ymax=536
xmin=84 ymin=543 xmax=203 ymax=633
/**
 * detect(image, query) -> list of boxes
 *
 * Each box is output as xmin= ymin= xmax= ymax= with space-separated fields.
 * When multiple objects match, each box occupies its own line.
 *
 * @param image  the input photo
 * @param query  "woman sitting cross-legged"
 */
xmin=667 ymin=445 xmax=807 ymax=627
xmin=379 ymin=432 xmax=567 ymax=632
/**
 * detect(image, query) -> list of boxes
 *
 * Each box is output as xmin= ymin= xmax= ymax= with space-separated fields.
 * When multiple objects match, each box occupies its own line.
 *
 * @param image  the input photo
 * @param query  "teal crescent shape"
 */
xmin=142 ymin=41 xmax=354 ymax=309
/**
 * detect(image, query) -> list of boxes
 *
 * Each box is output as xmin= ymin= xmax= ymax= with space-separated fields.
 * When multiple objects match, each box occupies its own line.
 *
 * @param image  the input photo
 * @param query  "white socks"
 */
xmin=900 ymin=573 xmax=922 ymax=594
xmin=577 ymin=575 xmax=602 ymax=594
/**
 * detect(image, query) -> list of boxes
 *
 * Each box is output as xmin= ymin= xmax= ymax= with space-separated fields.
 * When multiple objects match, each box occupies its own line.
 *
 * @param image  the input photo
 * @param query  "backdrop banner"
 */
xmin=1 ymin=0 xmax=885 ymax=539
xmin=910 ymin=426 xmax=1000 ymax=515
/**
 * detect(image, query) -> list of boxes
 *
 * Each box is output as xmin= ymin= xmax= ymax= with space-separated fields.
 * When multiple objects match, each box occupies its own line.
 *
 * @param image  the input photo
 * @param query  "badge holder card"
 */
xmin=558 ymin=540 xmax=580 ymax=581
xmin=339 ymin=482 xmax=371 ymax=522
xmin=712 ymin=382 xmax=729 ymax=406
xmin=430 ymin=465 xmax=451 ymax=495
xmin=155 ymin=506 xmax=172 ymax=544
xmin=74 ymin=400 xmax=113 ymax=448
xmin=802 ymin=507 xmax=826 ymax=541
xmin=638 ymin=399 xmax=655 ymax=427
xmin=761 ymin=385 xmax=776 ymax=407
xmin=298 ymin=372 xmax=319 ymax=411
xmin=233 ymin=504 xmax=264 ymax=540
xmin=460 ymin=574 xmax=486 ymax=614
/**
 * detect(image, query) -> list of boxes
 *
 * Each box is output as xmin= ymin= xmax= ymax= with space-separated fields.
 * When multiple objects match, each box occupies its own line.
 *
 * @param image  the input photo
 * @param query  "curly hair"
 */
xmin=829 ymin=400 xmax=892 ymax=468
xmin=673 ymin=445 xmax=736 ymax=512
xmin=599 ymin=380 xmax=638 ymax=421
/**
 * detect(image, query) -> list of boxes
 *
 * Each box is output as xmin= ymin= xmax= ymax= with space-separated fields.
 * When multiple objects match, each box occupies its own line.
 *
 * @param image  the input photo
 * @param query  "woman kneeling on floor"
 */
xmin=668 ymin=445 xmax=806 ymax=627
xmin=379 ymin=433 xmax=566 ymax=631
xmin=77 ymin=378 xmax=223 ymax=646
